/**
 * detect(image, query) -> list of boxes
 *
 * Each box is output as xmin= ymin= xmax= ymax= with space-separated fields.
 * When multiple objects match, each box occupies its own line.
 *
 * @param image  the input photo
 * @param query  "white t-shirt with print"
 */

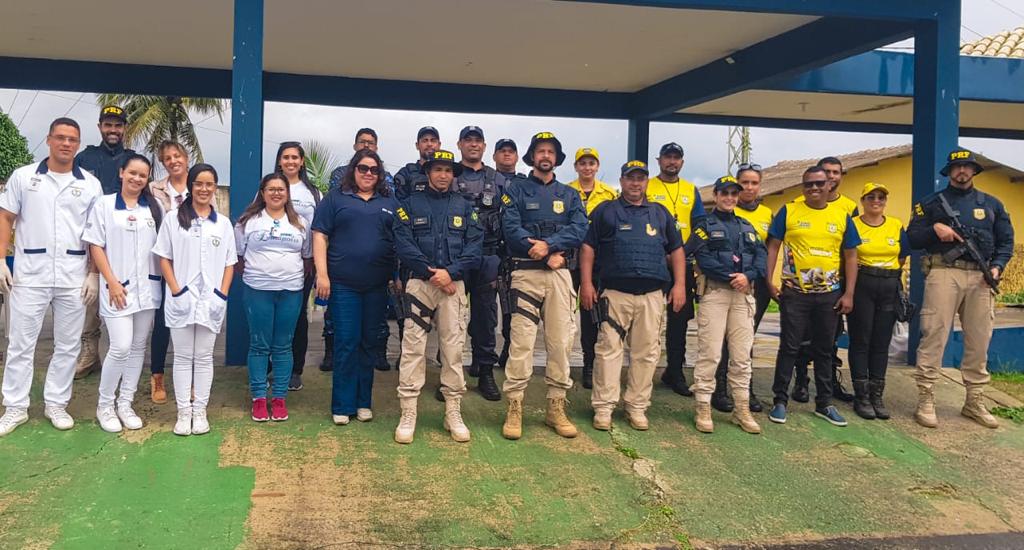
xmin=234 ymin=210 xmax=310 ymax=292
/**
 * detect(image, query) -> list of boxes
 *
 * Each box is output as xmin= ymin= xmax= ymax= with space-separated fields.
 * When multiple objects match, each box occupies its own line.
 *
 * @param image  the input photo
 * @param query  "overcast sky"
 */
xmin=1 ymin=0 xmax=1020 ymax=189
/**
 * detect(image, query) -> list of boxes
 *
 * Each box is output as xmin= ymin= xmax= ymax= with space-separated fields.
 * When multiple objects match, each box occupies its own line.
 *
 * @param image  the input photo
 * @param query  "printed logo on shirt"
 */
xmin=798 ymin=221 xmax=811 ymax=229
xmin=618 ymin=224 xmax=633 ymax=231
xmin=974 ymin=208 xmax=986 ymax=220
xmin=747 ymin=232 xmax=757 ymax=242
xmin=501 ymin=194 xmax=512 ymax=206
xmin=212 ymin=236 xmax=221 ymax=247
xmin=694 ymin=228 xmax=708 ymax=240
xmin=826 ymin=223 xmax=837 ymax=234
xmin=453 ymin=216 xmax=463 ymax=228
xmin=553 ymin=200 xmax=564 ymax=214
xmin=71 ymin=188 xmax=82 ymax=197
xmin=887 ymin=237 xmax=896 ymax=246
xmin=397 ymin=207 xmax=410 ymax=221
xmin=914 ymin=203 xmax=925 ymax=217
xmin=681 ymin=196 xmax=691 ymax=205
xmin=646 ymin=223 xmax=657 ymax=236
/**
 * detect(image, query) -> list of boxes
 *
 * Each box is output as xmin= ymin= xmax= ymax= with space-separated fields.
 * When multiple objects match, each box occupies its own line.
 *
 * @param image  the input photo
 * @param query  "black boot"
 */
xmin=852 ymin=379 xmax=876 ymax=419
xmin=582 ymin=364 xmax=593 ymax=390
xmin=319 ymin=336 xmax=334 ymax=372
xmin=792 ymin=375 xmax=810 ymax=403
xmin=477 ymin=366 xmax=501 ymax=401
xmin=434 ymin=385 xmax=445 ymax=402
xmin=467 ymin=363 xmax=480 ymax=377
xmin=710 ymin=363 xmax=732 ymax=412
xmin=748 ymin=387 xmax=763 ymax=413
xmin=833 ymin=368 xmax=855 ymax=403
xmin=869 ymin=379 xmax=890 ymax=419
xmin=661 ymin=366 xmax=693 ymax=397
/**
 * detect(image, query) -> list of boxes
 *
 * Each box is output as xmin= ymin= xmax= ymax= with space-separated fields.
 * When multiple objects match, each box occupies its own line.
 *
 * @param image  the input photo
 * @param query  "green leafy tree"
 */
xmin=0 ymin=110 xmax=33 ymax=181
xmin=96 ymin=94 xmax=226 ymax=162
xmin=301 ymin=140 xmax=338 ymax=194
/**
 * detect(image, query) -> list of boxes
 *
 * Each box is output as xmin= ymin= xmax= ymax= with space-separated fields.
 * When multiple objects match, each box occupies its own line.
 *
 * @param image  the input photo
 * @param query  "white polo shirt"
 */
xmin=152 ymin=208 xmax=237 ymax=333
xmin=234 ymin=210 xmax=310 ymax=292
xmin=290 ymin=181 xmax=317 ymax=231
xmin=83 ymin=193 xmax=163 ymax=318
xmin=0 ymin=160 xmax=103 ymax=288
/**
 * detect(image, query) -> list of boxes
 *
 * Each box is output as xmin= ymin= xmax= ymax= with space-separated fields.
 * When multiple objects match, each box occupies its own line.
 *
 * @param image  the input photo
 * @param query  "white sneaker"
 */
xmin=116 ymin=403 xmax=143 ymax=430
xmin=0 ymin=407 xmax=29 ymax=437
xmin=191 ymin=408 xmax=210 ymax=435
xmin=356 ymin=408 xmax=373 ymax=422
xmin=44 ymin=405 xmax=74 ymax=431
xmin=332 ymin=414 xmax=350 ymax=425
xmin=96 ymin=406 xmax=123 ymax=433
xmin=173 ymin=408 xmax=192 ymax=436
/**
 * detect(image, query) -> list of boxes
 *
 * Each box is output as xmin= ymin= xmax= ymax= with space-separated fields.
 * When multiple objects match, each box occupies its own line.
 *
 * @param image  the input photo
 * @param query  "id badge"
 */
xmin=190 ymin=220 xmax=202 ymax=238
xmin=126 ymin=215 xmax=138 ymax=232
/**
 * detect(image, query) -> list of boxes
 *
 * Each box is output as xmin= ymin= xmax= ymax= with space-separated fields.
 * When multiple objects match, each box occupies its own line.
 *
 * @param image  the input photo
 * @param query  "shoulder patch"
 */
xmin=694 ymin=227 xmax=708 ymax=240
xmin=501 ymin=194 xmax=512 ymax=206
xmin=471 ymin=212 xmax=478 ymax=222
xmin=397 ymin=207 xmax=410 ymax=221
xmin=914 ymin=203 xmax=924 ymax=217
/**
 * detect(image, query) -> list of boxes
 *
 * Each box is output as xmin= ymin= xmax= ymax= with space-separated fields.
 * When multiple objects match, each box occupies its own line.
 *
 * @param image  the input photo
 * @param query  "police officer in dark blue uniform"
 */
xmin=394 ymin=126 xmax=441 ymax=200
xmin=493 ymin=138 xmax=524 ymax=371
xmin=76 ymin=105 xmax=136 ymax=195
xmin=453 ymin=126 xmax=506 ymax=400
xmin=909 ymin=148 xmax=1014 ymax=429
xmin=499 ymin=131 xmax=589 ymax=440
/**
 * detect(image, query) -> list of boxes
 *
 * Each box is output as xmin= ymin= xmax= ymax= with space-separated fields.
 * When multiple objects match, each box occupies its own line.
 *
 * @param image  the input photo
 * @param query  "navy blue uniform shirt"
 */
xmin=908 ymin=184 xmax=1014 ymax=270
xmin=75 ymin=142 xmax=135 ymax=195
xmin=501 ymin=174 xmax=588 ymax=258
xmin=687 ymin=208 xmax=767 ymax=285
xmin=311 ymin=188 xmax=400 ymax=291
xmin=394 ymin=186 xmax=483 ymax=281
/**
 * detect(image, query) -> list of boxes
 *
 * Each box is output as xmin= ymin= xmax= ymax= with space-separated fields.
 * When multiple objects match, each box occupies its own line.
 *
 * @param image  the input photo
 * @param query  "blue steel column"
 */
xmin=226 ymin=0 xmax=264 ymax=366
xmin=628 ymin=118 xmax=650 ymax=162
xmin=908 ymin=0 xmax=960 ymax=365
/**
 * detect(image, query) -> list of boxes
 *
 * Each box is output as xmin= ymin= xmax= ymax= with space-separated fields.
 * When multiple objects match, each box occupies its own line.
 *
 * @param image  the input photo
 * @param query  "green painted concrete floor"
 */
xmin=1 ymin=360 xmax=1022 ymax=550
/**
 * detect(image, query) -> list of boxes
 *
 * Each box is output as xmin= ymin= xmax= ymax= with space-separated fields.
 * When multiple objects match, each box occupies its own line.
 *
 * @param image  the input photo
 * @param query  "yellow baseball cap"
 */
xmin=860 ymin=182 xmax=889 ymax=197
xmin=574 ymin=147 xmax=600 ymax=163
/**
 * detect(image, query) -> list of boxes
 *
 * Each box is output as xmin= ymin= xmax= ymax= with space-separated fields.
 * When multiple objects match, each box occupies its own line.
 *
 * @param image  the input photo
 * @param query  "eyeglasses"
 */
xmin=356 ymin=139 xmax=376 ymax=147
xmin=863 ymin=194 xmax=887 ymax=202
xmin=802 ymin=180 xmax=828 ymax=188
xmin=264 ymin=187 xmax=287 ymax=194
xmin=355 ymin=164 xmax=381 ymax=175
xmin=737 ymin=163 xmax=762 ymax=173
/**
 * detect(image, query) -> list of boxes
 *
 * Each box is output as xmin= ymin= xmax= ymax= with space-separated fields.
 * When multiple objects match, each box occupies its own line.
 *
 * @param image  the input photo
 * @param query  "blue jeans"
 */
xmin=330 ymin=283 xmax=387 ymax=415
xmin=244 ymin=284 xmax=303 ymax=399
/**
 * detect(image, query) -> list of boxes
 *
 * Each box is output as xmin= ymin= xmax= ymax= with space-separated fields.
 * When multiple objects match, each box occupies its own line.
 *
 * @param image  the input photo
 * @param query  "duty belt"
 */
xmin=858 ymin=265 xmax=902 ymax=278
xmin=509 ymin=258 xmax=550 ymax=271
xmin=928 ymin=254 xmax=979 ymax=271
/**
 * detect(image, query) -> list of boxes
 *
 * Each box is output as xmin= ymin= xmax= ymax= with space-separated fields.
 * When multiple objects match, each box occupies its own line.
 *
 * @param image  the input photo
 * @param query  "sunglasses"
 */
xmin=737 ymin=163 xmax=762 ymax=173
xmin=802 ymin=180 xmax=828 ymax=188
xmin=863 ymin=194 xmax=887 ymax=202
xmin=355 ymin=164 xmax=381 ymax=175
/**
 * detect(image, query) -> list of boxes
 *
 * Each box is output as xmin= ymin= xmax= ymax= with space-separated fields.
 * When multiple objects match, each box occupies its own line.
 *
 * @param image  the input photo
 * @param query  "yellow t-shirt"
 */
xmin=853 ymin=215 xmax=906 ymax=269
xmin=645 ymin=176 xmax=701 ymax=241
xmin=568 ymin=179 xmax=618 ymax=217
xmin=769 ymin=201 xmax=861 ymax=293
xmin=735 ymin=202 xmax=772 ymax=242
xmin=795 ymin=193 xmax=859 ymax=217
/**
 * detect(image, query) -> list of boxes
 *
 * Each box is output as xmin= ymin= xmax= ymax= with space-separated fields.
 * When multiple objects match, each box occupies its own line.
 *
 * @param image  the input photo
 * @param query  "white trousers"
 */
xmin=170 ymin=324 xmax=216 ymax=411
xmin=98 ymin=310 xmax=156 ymax=408
xmin=1 ymin=286 xmax=87 ymax=409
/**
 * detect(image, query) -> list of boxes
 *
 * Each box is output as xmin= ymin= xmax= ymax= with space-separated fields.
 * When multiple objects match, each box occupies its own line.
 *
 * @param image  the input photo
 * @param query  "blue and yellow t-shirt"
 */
xmin=795 ymin=193 xmax=859 ymax=217
xmin=735 ymin=202 xmax=772 ymax=242
xmin=853 ymin=215 xmax=908 ymax=269
xmin=646 ymin=176 xmax=704 ymax=242
xmin=768 ymin=201 xmax=861 ymax=293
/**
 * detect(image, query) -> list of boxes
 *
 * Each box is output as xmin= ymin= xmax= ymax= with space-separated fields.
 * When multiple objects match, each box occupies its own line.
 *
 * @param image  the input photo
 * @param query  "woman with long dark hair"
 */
xmin=153 ymin=164 xmax=236 ymax=436
xmin=847 ymin=182 xmax=908 ymax=420
xmin=274 ymin=142 xmax=321 ymax=390
xmin=312 ymin=148 xmax=398 ymax=425
xmin=84 ymin=154 xmax=164 ymax=432
xmin=235 ymin=173 xmax=310 ymax=422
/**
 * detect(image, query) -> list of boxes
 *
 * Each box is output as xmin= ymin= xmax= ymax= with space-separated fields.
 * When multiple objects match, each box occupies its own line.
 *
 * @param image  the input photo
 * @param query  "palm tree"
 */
xmin=96 ymin=94 xmax=227 ymax=162
xmin=301 ymin=140 xmax=338 ymax=194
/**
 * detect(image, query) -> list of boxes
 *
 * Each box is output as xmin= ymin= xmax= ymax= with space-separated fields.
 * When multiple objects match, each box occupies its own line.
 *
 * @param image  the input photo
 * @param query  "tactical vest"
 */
xmin=702 ymin=213 xmax=759 ymax=276
xmin=517 ymin=180 xmax=575 ymax=241
xmin=598 ymin=203 xmax=671 ymax=284
xmin=455 ymin=166 xmax=503 ymax=253
xmin=397 ymin=162 xmax=428 ymax=196
xmin=406 ymin=191 xmax=469 ymax=271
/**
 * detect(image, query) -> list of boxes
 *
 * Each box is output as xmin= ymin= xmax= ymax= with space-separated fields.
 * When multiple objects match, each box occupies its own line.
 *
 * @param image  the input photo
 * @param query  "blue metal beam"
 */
xmin=908 ymin=0 xmax=961 ymax=365
xmin=627 ymin=119 xmax=651 ymax=163
xmin=560 ymin=0 xmax=938 ymax=20
xmin=225 ymin=0 xmax=264 ymax=366
xmin=658 ymin=113 xmax=1024 ymax=141
xmin=630 ymin=17 xmax=914 ymax=119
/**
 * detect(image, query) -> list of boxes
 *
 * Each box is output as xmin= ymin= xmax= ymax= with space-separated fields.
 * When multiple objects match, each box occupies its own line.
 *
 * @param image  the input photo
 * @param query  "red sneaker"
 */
xmin=271 ymin=398 xmax=289 ymax=421
xmin=251 ymin=398 xmax=269 ymax=422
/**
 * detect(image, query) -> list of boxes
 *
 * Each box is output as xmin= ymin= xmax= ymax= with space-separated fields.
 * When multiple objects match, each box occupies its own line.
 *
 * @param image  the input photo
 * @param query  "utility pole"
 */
xmin=727 ymin=126 xmax=751 ymax=175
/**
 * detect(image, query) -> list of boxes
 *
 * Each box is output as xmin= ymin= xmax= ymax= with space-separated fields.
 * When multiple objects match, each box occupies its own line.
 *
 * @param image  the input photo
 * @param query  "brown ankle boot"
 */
xmin=915 ymin=386 xmax=938 ymax=428
xmin=962 ymin=385 xmax=998 ymax=429
xmin=731 ymin=398 xmax=761 ymax=434
xmin=151 ymin=374 xmax=167 ymax=404
xmin=545 ymin=397 xmax=578 ymax=438
xmin=695 ymin=401 xmax=714 ymax=433
xmin=503 ymin=397 xmax=523 ymax=440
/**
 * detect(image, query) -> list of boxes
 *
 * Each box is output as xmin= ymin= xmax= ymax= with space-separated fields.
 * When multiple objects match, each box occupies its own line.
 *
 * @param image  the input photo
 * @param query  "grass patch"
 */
xmin=996 ymin=291 xmax=1024 ymax=305
xmin=991 ymin=372 xmax=1024 ymax=401
xmin=991 ymin=406 xmax=1024 ymax=424
xmin=766 ymin=301 xmax=780 ymax=313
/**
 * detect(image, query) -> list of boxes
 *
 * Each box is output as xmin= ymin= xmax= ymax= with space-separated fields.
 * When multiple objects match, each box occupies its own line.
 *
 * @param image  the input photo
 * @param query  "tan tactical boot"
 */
xmin=443 ymin=397 xmax=471 ymax=443
xmin=731 ymin=397 xmax=762 ymax=434
xmin=545 ymin=397 xmax=578 ymax=438
xmin=394 ymin=398 xmax=417 ymax=444
xmin=695 ymin=401 xmax=714 ymax=433
xmin=592 ymin=408 xmax=612 ymax=431
xmin=914 ymin=386 xmax=938 ymax=428
xmin=625 ymin=409 xmax=649 ymax=431
xmin=502 ymin=397 xmax=523 ymax=440
xmin=961 ymin=385 xmax=999 ymax=429
xmin=74 ymin=336 xmax=101 ymax=379
xmin=150 ymin=374 xmax=167 ymax=404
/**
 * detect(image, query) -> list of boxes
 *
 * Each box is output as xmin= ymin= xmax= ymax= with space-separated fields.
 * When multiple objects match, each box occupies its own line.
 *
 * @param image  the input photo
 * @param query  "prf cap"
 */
xmin=940 ymin=148 xmax=984 ymax=177
xmin=713 ymin=175 xmax=742 ymax=193
xmin=659 ymin=142 xmax=684 ymax=157
xmin=620 ymin=160 xmax=649 ymax=177
xmin=417 ymin=126 xmax=440 ymax=140
xmin=459 ymin=126 xmax=484 ymax=140
xmin=574 ymin=147 xmax=600 ymax=163
xmin=99 ymin=105 xmax=126 ymax=122
xmin=494 ymin=138 xmax=517 ymax=152
xmin=524 ymin=131 xmax=566 ymax=167
xmin=860 ymin=182 xmax=889 ymax=197
xmin=423 ymin=149 xmax=463 ymax=176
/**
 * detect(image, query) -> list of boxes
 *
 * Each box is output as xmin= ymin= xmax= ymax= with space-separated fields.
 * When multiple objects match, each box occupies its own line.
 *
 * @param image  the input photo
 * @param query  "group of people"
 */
xmin=0 ymin=105 xmax=1013 ymax=442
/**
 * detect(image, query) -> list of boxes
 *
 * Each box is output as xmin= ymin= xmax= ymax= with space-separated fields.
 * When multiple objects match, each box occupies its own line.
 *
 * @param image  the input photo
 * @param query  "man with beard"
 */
xmin=908 ymin=149 xmax=1013 ymax=429
xmin=500 ymin=132 xmax=588 ymax=440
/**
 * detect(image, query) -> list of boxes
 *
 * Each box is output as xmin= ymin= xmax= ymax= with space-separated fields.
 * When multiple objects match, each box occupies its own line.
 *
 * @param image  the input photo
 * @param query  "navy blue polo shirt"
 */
xmin=311 ymin=189 xmax=400 ymax=291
